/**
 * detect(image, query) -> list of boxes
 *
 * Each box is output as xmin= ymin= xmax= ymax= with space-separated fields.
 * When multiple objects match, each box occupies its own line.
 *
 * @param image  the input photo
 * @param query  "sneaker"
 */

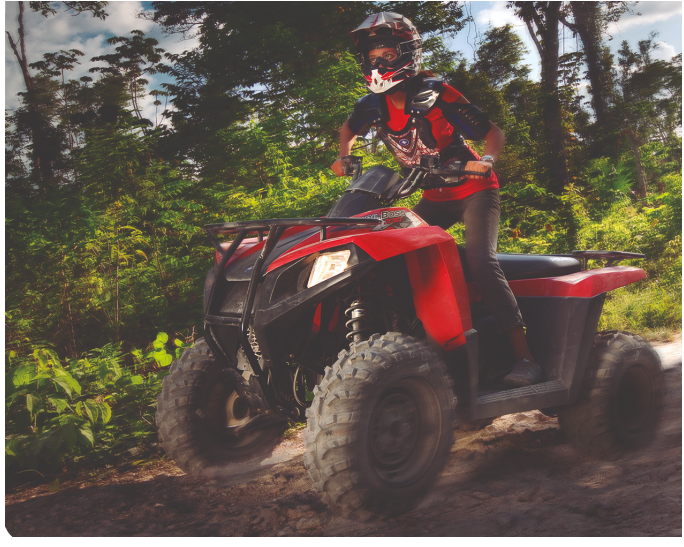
xmin=503 ymin=358 xmax=542 ymax=387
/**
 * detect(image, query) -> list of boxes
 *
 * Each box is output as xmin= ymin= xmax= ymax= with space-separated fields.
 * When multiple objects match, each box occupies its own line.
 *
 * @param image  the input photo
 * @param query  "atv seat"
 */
xmin=457 ymin=247 xmax=582 ymax=282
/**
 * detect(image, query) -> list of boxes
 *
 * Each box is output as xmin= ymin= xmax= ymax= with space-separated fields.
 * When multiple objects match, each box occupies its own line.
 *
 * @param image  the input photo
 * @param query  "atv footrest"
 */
xmin=478 ymin=380 xmax=566 ymax=404
xmin=472 ymin=379 xmax=569 ymax=420
xmin=205 ymin=314 xmax=241 ymax=326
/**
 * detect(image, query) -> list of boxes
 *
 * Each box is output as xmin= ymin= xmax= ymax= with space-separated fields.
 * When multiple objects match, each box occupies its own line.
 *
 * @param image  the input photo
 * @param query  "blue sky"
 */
xmin=5 ymin=1 xmax=682 ymax=120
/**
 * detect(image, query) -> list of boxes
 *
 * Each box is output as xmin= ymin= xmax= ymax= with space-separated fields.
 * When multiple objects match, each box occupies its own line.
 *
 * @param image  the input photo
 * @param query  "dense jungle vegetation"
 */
xmin=5 ymin=1 xmax=681 ymax=479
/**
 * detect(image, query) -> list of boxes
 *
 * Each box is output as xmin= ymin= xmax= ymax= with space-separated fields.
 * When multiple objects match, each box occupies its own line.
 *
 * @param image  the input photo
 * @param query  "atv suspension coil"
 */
xmin=345 ymin=293 xmax=374 ymax=342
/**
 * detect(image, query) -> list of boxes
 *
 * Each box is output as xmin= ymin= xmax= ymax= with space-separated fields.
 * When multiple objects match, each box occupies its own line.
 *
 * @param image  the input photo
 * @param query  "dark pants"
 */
xmin=412 ymin=189 xmax=525 ymax=333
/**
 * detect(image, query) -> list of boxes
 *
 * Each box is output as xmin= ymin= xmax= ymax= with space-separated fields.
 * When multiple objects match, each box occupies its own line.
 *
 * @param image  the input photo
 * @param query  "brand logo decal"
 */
xmin=399 ymin=139 xmax=410 ymax=146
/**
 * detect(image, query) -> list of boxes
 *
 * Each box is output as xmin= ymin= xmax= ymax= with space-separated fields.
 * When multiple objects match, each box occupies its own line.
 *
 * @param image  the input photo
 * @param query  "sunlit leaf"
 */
xmin=26 ymin=393 xmax=41 ymax=417
xmin=79 ymin=427 xmax=94 ymax=446
xmin=52 ymin=376 xmax=73 ymax=398
xmin=98 ymin=402 xmax=112 ymax=425
xmin=13 ymin=364 xmax=34 ymax=387
xmin=53 ymin=368 xmax=82 ymax=396
xmin=84 ymin=400 xmax=99 ymax=424
xmin=48 ymin=397 xmax=69 ymax=414
xmin=129 ymin=375 xmax=144 ymax=385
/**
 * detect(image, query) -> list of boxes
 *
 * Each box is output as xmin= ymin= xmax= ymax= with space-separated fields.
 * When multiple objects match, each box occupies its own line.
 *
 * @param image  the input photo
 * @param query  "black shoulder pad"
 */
xmin=407 ymin=78 xmax=443 ymax=116
xmin=347 ymin=94 xmax=386 ymax=137
xmin=439 ymin=100 xmax=490 ymax=141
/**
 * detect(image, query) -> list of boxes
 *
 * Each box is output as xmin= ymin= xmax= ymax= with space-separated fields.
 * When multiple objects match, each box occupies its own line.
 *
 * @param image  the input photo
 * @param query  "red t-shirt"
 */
xmin=384 ymin=83 xmax=499 ymax=202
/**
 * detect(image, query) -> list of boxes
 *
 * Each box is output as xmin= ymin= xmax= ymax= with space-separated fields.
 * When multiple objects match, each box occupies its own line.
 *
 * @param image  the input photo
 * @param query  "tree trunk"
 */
xmin=570 ymin=2 xmax=612 ymax=127
xmin=537 ymin=2 xmax=570 ymax=195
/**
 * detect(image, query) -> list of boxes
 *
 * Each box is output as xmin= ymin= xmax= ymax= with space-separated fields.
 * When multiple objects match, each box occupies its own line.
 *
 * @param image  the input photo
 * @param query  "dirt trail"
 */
xmin=6 ymin=337 xmax=682 ymax=537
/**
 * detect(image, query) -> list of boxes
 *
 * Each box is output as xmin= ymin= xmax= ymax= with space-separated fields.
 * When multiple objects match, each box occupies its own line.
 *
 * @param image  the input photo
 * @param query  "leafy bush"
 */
xmin=5 ymin=333 xmax=190 ymax=478
xmin=574 ymin=186 xmax=682 ymax=337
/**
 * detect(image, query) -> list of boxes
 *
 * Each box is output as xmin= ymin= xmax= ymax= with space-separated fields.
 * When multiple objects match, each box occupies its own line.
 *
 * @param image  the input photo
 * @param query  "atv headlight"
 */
xmin=307 ymin=250 xmax=351 ymax=288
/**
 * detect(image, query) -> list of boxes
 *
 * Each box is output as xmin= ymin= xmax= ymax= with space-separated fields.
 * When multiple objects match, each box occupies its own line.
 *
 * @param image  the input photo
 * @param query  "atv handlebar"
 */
xmin=340 ymin=155 xmax=492 ymax=205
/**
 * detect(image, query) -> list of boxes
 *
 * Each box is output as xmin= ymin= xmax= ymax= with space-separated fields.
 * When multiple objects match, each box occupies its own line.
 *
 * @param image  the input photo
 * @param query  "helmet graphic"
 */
xmin=350 ymin=12 xmax=422 ymax=94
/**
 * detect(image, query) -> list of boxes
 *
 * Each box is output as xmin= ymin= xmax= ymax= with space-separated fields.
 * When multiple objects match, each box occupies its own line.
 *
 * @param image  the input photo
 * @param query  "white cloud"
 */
xmin=652 ymin=41 xmax=678 ymax=61
xmin=606 ymin=1 xmax=683 ymax=34
xmin=474 ymin=1 xmax=520 ymax=28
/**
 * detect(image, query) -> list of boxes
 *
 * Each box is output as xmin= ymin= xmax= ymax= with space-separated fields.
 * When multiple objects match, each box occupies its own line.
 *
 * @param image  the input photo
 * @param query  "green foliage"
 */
xmin=574 ymin=173 xmax=682 ymax=337
xmin=5 ymin=334 xmax=185 ymax=475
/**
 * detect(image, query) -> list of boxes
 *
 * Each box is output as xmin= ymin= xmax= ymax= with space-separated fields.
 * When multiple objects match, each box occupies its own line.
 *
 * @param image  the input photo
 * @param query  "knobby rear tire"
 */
xmin=303 ymin=333 xmax=456 ymax=518
xmin=558 ymin=330 xmax=665 ymax=459
xmin=155 ymin=339 xmax=285 ymax=473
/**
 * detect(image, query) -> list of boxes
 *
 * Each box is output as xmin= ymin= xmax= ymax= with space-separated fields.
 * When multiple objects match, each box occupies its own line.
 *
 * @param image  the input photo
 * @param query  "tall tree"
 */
xmin=615 ymin=37 xmax=682 ymax=199
xmin=473 ymin=24 xmax=531 ymax=89
xmin=90 ymin=30 xmax=164 ymax=123
xmin=5 ymin=1 xmax=109 ymax=193
xmin=558 ymin=2 xmax=629 ymax=128
xmin=511 ymin=1 xmax=570 ymax=195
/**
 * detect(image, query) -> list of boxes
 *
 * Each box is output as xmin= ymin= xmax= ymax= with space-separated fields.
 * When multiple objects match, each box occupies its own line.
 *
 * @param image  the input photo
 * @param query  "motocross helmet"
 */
xmin=351 ymin=12 xmax=422 ymax=94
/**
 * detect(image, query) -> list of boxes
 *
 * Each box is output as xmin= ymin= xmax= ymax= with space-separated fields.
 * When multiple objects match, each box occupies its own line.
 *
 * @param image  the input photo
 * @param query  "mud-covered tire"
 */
xmin=558 ymin=330 xmax=665 ymax=459
xmin=303 ymin=333 xmax=456 ymax=518
xmin=155 ymin=339 xmax=285 ymax=473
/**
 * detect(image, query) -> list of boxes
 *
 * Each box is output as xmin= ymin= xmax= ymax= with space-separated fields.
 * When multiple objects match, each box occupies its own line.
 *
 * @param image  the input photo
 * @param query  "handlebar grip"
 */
xmin=340 ymin=155 xmax=362 ymax=177
xmin=429 ymin=167 xmax=492 ymax=178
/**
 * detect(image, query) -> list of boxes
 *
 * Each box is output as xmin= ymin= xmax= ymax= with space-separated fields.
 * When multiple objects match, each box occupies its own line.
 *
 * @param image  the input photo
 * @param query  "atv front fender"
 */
xmin=404 ymin=240 xmax=472 ymax=351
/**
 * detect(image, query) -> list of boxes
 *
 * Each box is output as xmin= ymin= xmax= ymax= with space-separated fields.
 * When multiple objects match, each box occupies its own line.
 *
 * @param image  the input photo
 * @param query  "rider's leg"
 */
xmin=411 ymin=197 xmax=458 ymax=230
xmin=507 ymin=326 xmax=533 ymax=361
xmin=460 ymin=189 xmax=541 ymax=387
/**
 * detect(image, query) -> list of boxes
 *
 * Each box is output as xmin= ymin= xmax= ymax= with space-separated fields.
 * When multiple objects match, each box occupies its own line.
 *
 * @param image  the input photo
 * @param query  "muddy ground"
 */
xmin=6 ymin=337 xmax=682 ymax=537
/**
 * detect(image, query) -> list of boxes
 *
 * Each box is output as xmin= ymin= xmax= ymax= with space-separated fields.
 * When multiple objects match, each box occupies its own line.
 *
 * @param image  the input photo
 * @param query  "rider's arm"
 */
xmin=331 ymin=120 xmax=358 ymax=177
xmin=454 ymin=96 xmax=505 ymax=174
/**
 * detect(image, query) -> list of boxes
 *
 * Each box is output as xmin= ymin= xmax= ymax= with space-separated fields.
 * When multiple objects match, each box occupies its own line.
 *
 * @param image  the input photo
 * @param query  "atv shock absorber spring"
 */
xmin=345 ymin=295 xmax=374 ymax=342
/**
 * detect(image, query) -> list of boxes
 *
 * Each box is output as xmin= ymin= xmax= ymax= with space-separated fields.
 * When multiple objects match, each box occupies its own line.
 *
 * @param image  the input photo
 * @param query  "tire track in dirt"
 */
xmin=6 ymin=337 xmax=681 ymax=537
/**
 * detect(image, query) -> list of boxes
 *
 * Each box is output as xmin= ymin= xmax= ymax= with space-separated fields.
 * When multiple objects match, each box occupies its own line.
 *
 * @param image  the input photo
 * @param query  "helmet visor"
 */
xmin=364 ymin=42 xmax=403 ymax=68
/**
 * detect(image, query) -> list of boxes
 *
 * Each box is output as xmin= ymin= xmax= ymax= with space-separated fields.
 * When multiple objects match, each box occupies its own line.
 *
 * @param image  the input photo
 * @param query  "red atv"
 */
xmin=155 ymin=156 xmax=665 ymax=518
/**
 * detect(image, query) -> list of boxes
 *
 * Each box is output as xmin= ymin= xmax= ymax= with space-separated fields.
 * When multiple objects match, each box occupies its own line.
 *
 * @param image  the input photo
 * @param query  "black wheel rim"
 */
xmin=616 ymin=364 xmax=656 ymax=434
xmin=368 ymin=377 xmax=442 ymax=487
xmin=204 ymin=375 xmax=264 ymax=449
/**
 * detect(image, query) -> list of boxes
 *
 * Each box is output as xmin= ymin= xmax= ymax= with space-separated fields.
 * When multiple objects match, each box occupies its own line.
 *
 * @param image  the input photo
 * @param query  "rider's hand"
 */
xmin=331 ymin=159 xmax=345 ymax=177
xmin=464 ymin=160 xmax=493 ymax=176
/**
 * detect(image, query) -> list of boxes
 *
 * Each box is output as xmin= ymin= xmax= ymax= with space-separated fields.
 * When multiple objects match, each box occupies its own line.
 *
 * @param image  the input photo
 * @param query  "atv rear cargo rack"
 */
xmin=568 ymin=250 xmax=646 ymax=270
xmin=203 ymin=217 xmax=381 ymax=420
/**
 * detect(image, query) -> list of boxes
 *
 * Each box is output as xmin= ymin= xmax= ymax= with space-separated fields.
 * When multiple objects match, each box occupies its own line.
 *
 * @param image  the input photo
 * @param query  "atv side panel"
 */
xmin=404 ymin=240 xmax=472 ymax=351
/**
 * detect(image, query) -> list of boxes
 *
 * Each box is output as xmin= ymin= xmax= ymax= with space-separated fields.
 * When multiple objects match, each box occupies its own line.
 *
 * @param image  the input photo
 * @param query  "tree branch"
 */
xmin=18 ymin=1 xmax=28 ymax=66
xmin=558 ymin=13 xmax=577 ymax=33
xmin=523 ymin=17 xmax=544 ymax=59
xmin=6 ymin=33 xmax=33 ymax=92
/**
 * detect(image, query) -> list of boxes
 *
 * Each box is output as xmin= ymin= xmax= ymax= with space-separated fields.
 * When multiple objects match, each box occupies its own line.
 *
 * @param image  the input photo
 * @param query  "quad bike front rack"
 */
xmin=202 ymin=217 xmax=381 ymax=421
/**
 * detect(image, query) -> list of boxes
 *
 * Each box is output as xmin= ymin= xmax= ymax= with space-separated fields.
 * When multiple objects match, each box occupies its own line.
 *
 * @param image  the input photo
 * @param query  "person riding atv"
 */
xmin=331 ymin=11 xmax=541 ymax=388
xmin=155 ymin=11 xmax=666 ymax=521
